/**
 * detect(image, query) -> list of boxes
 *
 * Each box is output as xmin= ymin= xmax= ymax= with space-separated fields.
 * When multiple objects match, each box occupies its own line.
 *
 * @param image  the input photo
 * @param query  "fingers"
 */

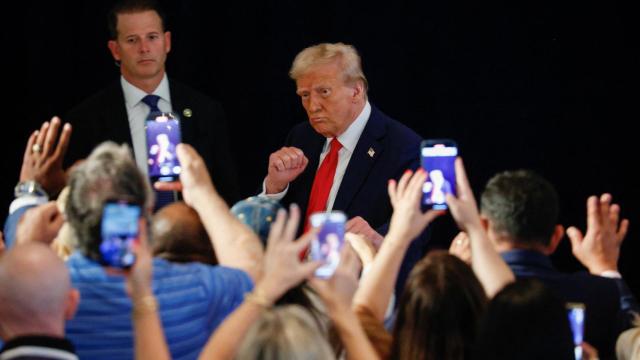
xmin=23 ymin=129 xmax=38 ymax=163
xmin=42 ymin=117 xmax=60 ymax=156
xmin=454 ymin=157 xmax=472 ymax=198
xmin=586 ymin=196 xmax=598 ymax=231
xmin=266 ymin=209 xmax=288 ymax=247
xmin=291 ymin=228 xmax=318 ymax=255
xmin=388 ymin=178 xmax=398 ymax=206
xmin=283 ymin=204 xmax=300 ymax=241
xmin=176 ymin=143 xmax=198 ymax=165
xmin=52 ymin=122 xmax=72 ymax=162
xmin=153 ymin=181 xmax=183 ymax=192
xmin=407 ymin=169 xmax=427 ymax=204
xmin=617 ymin=219 xmax=629 ymax=246
xmin=422 ymin=208 xmax=446 ymax=224
xmin=270 ymin=147 xmax=306 ymax=171
xmin=566 ymin=226 xmax=584 ymax=252
xmin=35 ymin=121 xmax=49 ymax=152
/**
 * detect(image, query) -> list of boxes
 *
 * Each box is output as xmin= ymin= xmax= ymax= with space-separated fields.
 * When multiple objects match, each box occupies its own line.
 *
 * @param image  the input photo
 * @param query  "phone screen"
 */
xmin=145 ymin=112 xmax=182 ymax=182
xmin=309 ymin=211 xmax=346 ymax=279
xmin=566 ymin=302 xmax=585 ymax=360
xmin=420 ymin=139 xmax=458 ymax=210
xmin=100 ymin=201 xmax=141 ymax=268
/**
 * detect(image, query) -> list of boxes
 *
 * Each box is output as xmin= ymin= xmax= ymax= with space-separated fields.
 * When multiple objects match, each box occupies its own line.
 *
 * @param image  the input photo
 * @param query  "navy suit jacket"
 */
xmin=64 ymin=79 xmax=239 ymax=204
xmin=502 ymin=249 xmax=639 ymax=360
xmin=281 ymin=105 xmax=428 ymax=295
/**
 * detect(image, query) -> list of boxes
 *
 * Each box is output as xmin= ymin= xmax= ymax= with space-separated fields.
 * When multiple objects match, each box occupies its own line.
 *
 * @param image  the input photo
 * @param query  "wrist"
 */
xmin=15 ymin=180 xmax=48 ymax=199
xmin=131 ymin=294 xmax=158 ymax=319
xmin=245 ymin=285 xmax=276 ymax=308
xmin=264 ymin=177 xmax=287 ymax=194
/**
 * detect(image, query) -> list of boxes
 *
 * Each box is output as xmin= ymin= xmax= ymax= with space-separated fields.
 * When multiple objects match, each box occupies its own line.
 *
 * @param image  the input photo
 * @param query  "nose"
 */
xmin=139 ymin=39 xmax=151 ymax=53
xmin=308 ymin=93 xmax=322 ymax=112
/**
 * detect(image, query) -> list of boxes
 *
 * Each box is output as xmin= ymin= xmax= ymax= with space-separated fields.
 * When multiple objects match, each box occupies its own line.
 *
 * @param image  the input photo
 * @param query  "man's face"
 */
xmin=108 ymin=10 xmax=171 ymax=84
xmin=296 ymin=62 xmax=364 ymax=138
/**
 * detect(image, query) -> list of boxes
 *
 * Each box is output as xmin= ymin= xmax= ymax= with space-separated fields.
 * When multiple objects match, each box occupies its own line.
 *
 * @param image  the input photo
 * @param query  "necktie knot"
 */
xmin=142 ymin=94 xmax=161 ymax=113
xmin=329 ymin=138 xmax=343 ymax=154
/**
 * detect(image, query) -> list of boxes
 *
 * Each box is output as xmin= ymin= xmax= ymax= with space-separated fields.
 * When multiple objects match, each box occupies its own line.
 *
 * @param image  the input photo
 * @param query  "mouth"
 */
xmin=309 ymin=117 xmax=327 ymax=123
xmin=138 ymin=59 xmax=155 ymax=65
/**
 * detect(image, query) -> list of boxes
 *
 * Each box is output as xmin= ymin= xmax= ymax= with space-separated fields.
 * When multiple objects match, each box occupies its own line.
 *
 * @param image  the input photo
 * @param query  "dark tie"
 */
xmin=304 ymin=139 xmax=343 ymax=232
xmin=141 ymin=94 xmax=161 ymax=115
xmin=141 ymin=94 xmax=175 ymax=211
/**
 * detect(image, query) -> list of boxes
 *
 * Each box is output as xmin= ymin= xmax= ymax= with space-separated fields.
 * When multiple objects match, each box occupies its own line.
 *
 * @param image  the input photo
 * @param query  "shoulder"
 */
xmin=65 ymin=81 xmax=122 ymax=119
xmin=369 ymin=105 xmax=422 ymax=144
xmin=169 ymin=78 xmax=223 ymax=110
xmin=152 ymin=259 xmax=253 ymax=293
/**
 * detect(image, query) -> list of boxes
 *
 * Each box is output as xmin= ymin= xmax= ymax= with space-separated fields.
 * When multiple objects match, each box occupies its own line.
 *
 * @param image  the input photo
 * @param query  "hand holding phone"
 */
xmin=145 ymin=111 xmax=182 ymax=183
xmin=100 ymin=200 xmax=142 ymax=268
xmin=420 ymin=139 xmax=458 ymax=210
xmin=309 ymin=211 xmax=346 ymax=279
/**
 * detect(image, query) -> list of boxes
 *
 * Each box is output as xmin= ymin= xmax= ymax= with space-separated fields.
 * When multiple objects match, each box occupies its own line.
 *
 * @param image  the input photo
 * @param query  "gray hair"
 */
xmin=235 ymin=305 xmax=335 ymax=360
xmin=65 ymin=142 xmax=153 ymax=262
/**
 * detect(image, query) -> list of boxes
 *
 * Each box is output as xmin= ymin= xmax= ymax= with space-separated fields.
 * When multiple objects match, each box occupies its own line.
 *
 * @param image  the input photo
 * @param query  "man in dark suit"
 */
xmin=478 ymin=170 xmax=638 ymax=359
xmin=65 ymin=0 xmax=238 ymax=204
xmin=261 ymin=42 xmax=426 ymax=295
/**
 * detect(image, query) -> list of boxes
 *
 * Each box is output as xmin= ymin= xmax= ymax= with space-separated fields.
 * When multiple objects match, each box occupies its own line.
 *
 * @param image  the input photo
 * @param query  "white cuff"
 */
xmin=259 ymin=179 xmax=288 ymax=200
xmin=9 ymin=195 xmax=49 ymax=214
xmin=599 ymin=270 xmax=622 ymax=279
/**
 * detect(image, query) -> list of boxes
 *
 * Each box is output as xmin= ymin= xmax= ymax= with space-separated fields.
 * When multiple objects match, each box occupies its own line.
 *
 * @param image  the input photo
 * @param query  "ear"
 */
xmin=64 ymin=289 xmax=80 ymax=320
xmin=544 ymin=224 xmax=565 ymax=255
xmin=351 ymin=81 xmax=364 ymax=102
xmin=108 ymin=40 xmax=121 ymax=61
xmin=164 ymin=31 xmax=172 ymax=54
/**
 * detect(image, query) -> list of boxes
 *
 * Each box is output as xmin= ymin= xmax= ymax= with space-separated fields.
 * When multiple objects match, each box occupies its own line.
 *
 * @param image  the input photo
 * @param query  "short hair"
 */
xmin=107 ymin=0 xmax=167 ymax=40
xmin=236 ymin=305 xmax=335 ymax=360
xmin=289 ymin=43 xmax=369 ymax=93
xmin=66 ymin=142 xmax=152 ymax=262
xmin=480 ymin=170 xmax=559 ymax=247
xmin=474 ymin=278 xmax=574 ymax=360
xmin=390 ymin=251 xmax=487 ymax=360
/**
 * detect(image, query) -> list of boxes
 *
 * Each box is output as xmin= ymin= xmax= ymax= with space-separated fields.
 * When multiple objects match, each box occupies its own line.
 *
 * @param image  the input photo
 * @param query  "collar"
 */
xmin=500 ymin=248 xmax=555 ymax=270
xmin=120 ymin=73 xmax=171 ymax=110
xmin=1 ymin=335 xmax=77 ymax=359
xmin=324 ymin=101 xmax=371 ymax=153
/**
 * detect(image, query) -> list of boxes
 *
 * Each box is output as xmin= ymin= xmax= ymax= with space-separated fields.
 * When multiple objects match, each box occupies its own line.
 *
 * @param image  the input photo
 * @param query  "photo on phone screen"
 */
xmin=145 ymin=111 xmax=182 ymax=182
xmin=309 ymin=211 xmax=346 ymax=279
xmin=100 ymin=201 xmax=141 ymax=268
xmin=566 ymin=302 xmax=586 ymax=360
xmin=420 ymin=139 xmax=458 ymax=210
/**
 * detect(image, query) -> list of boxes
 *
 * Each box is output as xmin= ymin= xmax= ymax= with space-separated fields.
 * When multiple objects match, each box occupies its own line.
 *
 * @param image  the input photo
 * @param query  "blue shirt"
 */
xmin=65 ymin=252 xmax=253 ymax=360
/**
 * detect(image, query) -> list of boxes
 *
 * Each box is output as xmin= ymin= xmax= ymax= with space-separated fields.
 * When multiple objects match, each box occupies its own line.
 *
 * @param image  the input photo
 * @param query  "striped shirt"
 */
xmin=65 ymin=253 xmax=253 ymax=360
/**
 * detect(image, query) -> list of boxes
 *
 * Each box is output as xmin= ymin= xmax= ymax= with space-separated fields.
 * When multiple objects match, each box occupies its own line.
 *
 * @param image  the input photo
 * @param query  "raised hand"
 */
xmin=346 ymin=216 xmax=384 ymax=250
xmin=445 ymin=158 xmax=483 ymax=232
xmin=16 ymin=201 xmax=64 ymax=245
xmin=264 ymin=147 xmax=308 ymax=194
xmin=20 ymin=117 xmax=72 ymax=197
xmin=387 ymin=169 xmax=444 ymax=243
xmin=566 ymin=193 xmax=630 ymax=274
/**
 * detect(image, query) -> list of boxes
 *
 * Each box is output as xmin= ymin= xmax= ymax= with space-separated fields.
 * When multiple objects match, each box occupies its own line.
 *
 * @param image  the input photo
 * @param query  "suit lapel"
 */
xmin=169 ymin=81 xmax=195 ymax=147
xmin=104 ymin=82 xmax=132 ymax=146
xmin=333 ymin=107 xmax=387 ymax=211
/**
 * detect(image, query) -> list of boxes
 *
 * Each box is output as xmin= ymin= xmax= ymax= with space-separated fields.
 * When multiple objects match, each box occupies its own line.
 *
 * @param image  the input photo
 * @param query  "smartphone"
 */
xmin=309 ymin=211 xmax=346 ymax=279
xmin=566 ymin=302 xmax=586 ymax=360
xmin=420 ymin=139 xmax=458 ymax=210
xmin=145 ymin=111 xmax=182 ymax=182
xmin=100 ymin=200 xmax=142 ymax=268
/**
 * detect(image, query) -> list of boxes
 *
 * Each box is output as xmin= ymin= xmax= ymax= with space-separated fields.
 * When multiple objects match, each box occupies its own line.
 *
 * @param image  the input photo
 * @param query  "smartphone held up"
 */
xmin=100 ymin=200 xmax=142 ymax=268
xmin=145 ymin=111 xmax=182 ymax=183
xmin=420 ymin=139 xmax=458 ymax=210
xmin=309 ymin=211 xmax=346 ymax=279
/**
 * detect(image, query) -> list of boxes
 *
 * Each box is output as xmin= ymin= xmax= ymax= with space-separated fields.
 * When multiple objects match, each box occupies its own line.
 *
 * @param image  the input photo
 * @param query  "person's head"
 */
xmin=236 ymin=305 xmax=335 ymax=360
xmin=290 ymin=43 xmax=368 ymax=138
xmin=157 ymin=133 xmax=169 ymax=147
xmin=66 ymin=142 xmax=152 ymax=263
xmin=0 ymin=243 xmax=80 ymax=340
xmin=152 ymin=201 xmax=217 ymax=265
xmin=480 ymin=170 xmax=564 ymax=254
xmin=474 ymin=278 xmax=574 ymax=360
xmin=107 ymin=0 xmax=171 ymax=90
xmin=430 ymin=170 xmax=444 ymax=185
xmin=391 ymin=251 xmax=487 ymax=360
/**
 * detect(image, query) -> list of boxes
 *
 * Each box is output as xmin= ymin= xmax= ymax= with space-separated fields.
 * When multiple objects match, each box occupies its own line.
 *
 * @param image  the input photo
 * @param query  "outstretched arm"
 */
xmin=352 ymin=169 xmax=444 ymax=322
xmin=446 ymin=158 xmax=514 ymax=297
xmin=157 ymin=144 xmax=264 ymax=281
xmin=198 ymin=205 xmax=321 ymax=360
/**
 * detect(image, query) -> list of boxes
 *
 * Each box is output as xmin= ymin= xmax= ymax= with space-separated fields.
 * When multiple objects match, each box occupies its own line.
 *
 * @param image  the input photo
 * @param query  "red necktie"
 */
xmin=304 ymin=138 xmax=343 ymax=233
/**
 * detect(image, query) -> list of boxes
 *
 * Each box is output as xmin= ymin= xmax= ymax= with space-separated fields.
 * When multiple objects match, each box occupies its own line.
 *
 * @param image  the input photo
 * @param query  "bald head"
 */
xmin=152 ymin=202 xmax=217 ymax=265
xmin=0 ymin=243 xmax=78 ymax=339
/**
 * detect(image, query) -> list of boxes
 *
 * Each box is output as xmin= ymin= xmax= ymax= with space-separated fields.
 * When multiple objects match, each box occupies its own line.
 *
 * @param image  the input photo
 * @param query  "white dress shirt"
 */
xmin=120 ymin=74 xmax=172 ymax=176
xmin=262 ymin=101 xmax=372 ymax=212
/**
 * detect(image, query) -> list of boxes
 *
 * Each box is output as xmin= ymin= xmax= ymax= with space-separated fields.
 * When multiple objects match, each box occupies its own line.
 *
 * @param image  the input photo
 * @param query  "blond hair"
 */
xmin=289 ymin=42 xmax=368 ymax=93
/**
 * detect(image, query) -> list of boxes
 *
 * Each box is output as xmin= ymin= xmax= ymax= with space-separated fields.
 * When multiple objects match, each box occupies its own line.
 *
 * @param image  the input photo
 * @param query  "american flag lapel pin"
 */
xmin=367 ymin=147 xmax=375 ymax=158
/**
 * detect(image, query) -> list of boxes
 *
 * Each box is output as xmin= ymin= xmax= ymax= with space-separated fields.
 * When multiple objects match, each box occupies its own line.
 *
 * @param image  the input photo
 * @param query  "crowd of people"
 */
xmin=2 ymin=0 xmax=639 ymax=359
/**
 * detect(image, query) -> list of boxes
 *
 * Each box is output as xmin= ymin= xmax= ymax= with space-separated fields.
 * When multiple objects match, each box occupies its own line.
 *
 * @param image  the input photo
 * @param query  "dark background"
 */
xmin=6 ymin=1 xmax=638 ymax=294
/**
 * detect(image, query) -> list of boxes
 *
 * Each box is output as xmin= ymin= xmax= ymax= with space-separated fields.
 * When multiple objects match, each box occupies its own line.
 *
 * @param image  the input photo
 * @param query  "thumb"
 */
xmin=566 ymin=226 xmax=584 ymax=251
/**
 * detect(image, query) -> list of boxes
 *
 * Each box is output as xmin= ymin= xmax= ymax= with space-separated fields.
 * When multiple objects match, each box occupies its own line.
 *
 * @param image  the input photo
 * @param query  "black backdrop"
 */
xmin=6 ymin=1 xmax=638 ymax=295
